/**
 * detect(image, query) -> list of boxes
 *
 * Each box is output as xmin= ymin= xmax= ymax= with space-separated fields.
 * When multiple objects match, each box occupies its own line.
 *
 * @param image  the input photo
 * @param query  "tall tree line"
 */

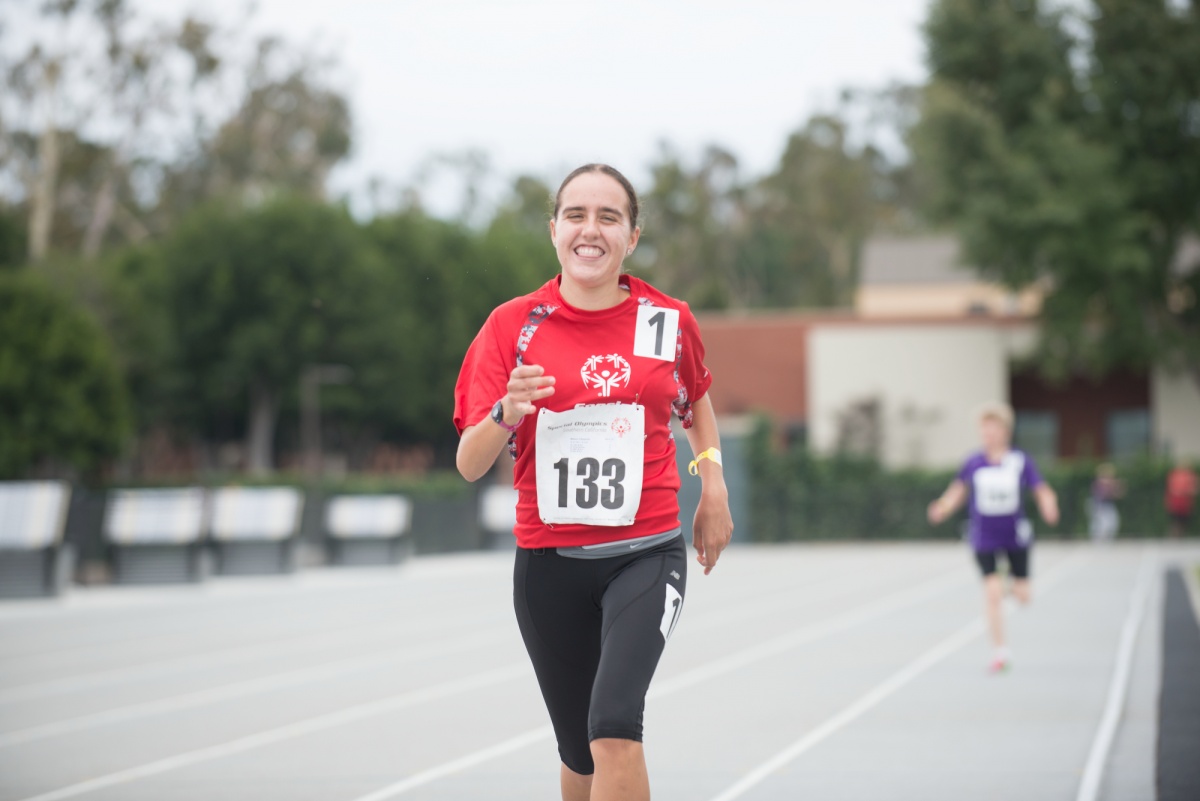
xmin=4 ymin=0 xmax=1192 ymax=480
xmin=1 ymin=1 xmax=906 ymax=479
xmin=914 ymin=0 xmax=1200 ymax=390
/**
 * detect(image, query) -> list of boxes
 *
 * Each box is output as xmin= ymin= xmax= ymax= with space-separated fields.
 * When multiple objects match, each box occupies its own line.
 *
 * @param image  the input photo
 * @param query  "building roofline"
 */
xmin=695 ymin=309 xmax=1037 ymax=328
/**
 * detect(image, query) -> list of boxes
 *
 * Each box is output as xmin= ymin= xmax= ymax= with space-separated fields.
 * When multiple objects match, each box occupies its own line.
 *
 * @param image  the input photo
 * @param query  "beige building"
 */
xmin=700 ymin=235 xmax=1200 ymax=469
xmin=808 ymin=319 xmax=1037 ymax=468
xmin=856 ymin=236 xmax=1042 ymax=319
xmin=1153 ymin=370 xmax=1200 ymax=461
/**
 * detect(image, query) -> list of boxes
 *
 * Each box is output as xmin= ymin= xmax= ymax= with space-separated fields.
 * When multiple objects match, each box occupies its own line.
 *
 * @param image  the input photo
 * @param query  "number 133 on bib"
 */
xmin=535 ymin=404 xmax=645 ymax=526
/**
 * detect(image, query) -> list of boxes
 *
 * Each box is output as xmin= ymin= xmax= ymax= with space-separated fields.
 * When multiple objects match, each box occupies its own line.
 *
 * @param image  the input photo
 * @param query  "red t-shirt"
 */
xmin=453 ymin=275 xmax=713 ymax=549
xmin=1166 ymin=467 xmax=1197 ymax=515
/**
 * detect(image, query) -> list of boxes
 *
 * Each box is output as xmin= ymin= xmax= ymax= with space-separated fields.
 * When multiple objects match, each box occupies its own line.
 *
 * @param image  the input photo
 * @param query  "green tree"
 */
xmin=639 ymin=143 xmax=744 ymax=308
xmin=742 ymin=115 xmax=879 ymax=307
xmin=0 ymin=271 xmax=129 ymax=478
xmin=91 ymin=245 xmax=175 ymax=431
xmin=842 ymin=83 xmax=929 ymax=234
xmin=491 ymin=174 xmax=554 ymax=236
xmin=1 ymin=2 xmax=350 ymax=263
xmin=158 ymin=37 xmax=350 ymax=214
xmin=1 ymin=0 xmax=221 ymax=261
xmin=160 ymin=197 xmax=385 ymax=473
xmin=362 ymin=201 xmax=555 ymax=447
xmin=0 ymin=204 xmax=26 ymax=269
xmin=915 ymin=0 xmax=1200 ymax=386
xmin=638 ymin=115 xmax=895 ymax=310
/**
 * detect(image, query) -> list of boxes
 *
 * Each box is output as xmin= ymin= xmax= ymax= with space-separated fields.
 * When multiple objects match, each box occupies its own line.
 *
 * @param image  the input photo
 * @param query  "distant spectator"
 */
xmin=1089 ymin=463 xmax=1123 ymax=542
xmin=1165 ymin=460 xmax=1198 ymax=539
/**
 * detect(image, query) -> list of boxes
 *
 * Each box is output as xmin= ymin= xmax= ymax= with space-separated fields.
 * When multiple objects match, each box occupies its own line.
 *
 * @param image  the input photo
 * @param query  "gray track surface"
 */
xmin=1 ymin=542 xmax=1196 ymax=801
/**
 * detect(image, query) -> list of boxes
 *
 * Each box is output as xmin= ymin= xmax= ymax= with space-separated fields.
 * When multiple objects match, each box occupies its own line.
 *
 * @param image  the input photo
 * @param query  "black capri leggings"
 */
xmin=513 ymin=534 xmax=687 ymax=776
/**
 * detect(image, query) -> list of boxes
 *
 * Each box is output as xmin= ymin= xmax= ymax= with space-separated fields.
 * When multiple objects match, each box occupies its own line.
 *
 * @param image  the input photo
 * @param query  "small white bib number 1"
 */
xmin=536 ymin=404 xmax=645 ymax=526
xmin=633 ymin=306 xmax=679 ymax=362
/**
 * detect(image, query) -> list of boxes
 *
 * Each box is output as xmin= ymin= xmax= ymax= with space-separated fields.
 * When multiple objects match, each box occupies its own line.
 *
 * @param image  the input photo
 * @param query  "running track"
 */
xmin=0 ymin=542 xmax=1196 ymax=801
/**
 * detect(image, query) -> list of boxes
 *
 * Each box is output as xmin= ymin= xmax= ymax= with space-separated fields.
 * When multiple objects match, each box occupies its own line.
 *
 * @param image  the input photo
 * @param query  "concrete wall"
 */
xmin=809 ymin=323 xmax=1035 ymax=469
xmin=1153 ymin=368 xmax=1200 ymax=460
xmin=696 ymin=314 xmax=810 ymax=422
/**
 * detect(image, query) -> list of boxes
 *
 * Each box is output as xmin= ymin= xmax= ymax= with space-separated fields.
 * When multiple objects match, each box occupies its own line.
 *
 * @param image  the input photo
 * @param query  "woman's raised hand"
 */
xmin=504 ymin=364 xmax=556 ymax=419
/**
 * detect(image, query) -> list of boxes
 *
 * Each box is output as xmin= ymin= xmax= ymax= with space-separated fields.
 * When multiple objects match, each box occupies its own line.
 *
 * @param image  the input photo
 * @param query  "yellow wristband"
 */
xmin=688 ymin=447 xmax=723 ymax=476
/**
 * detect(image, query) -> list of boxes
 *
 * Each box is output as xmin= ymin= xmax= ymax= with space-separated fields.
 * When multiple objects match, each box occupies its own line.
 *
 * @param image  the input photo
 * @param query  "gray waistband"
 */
xmin=556 ymin=528 xmax=682 ymax=560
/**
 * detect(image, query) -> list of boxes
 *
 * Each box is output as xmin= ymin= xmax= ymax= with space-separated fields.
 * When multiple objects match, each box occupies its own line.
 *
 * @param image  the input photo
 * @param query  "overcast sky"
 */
xmin=158 ymin=0 xmax=933 ymax=212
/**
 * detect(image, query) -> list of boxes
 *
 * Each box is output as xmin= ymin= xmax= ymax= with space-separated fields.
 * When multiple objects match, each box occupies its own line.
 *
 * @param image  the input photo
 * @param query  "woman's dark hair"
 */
xmin=552 ymin=164 xmax=640 ymax=229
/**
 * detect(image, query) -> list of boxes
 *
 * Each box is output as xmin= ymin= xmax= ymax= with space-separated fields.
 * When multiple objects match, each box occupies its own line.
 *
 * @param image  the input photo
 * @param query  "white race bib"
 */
xmin=536 ymin=404 xmax=644 ymax=526
xmin=633 ymin=306 xmax=679 ymax=362
xmin=973 ymin=453 xmax=1025 ymax=516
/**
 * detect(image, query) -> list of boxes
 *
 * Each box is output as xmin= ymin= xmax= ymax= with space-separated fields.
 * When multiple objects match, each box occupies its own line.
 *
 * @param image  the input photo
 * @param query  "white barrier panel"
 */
xmin=105 ymin=488 xmax=206 ymax=544
xmin=326 ymin=495 xmax=411 ymax=539
xmin=479 ymin=485 xmax=519 ymax=534
xmin=0 ymin=481 xmax=70 ymax=549
xmin=210 ymin=487 xmax=303 ymax=541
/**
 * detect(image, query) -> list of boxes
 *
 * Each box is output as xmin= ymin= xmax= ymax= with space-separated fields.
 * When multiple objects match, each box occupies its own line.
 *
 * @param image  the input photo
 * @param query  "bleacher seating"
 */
xmin=478 ymin=485 xmax=519 ymax=549
xmin=325 ymin=495 xmax=412 ymax=566
xmin=209 ymin=487 xmax=303 ymax=575
xmin=0 ymin=481 xmax=73 ymax=598
xmin=104 ymin=488 xmax=208 ymax=583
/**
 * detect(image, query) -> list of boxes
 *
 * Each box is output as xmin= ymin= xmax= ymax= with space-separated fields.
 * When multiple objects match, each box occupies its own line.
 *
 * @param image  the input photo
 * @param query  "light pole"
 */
xmin=300 ymin=364 xmax=352 ymax=478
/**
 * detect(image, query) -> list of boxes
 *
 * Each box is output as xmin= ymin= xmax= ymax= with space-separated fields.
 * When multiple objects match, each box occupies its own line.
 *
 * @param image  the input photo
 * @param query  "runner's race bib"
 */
xmin=536 ymin=404 xmax=644 ymax=526
xmin=973 ymin=456 xmax=1023 ymax=516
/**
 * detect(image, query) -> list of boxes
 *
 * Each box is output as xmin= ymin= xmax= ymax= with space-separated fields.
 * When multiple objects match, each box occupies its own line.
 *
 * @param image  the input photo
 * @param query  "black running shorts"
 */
xmin=975 ymin=547 xmax=1031 ymax=579
xmin=513 ymin=533 xmax=687 ymax=776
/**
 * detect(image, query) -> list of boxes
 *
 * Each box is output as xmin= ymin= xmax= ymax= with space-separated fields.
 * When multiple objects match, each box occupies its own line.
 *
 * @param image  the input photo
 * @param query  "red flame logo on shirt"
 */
xmin=581 ymin=354 xmax=631 ymax=397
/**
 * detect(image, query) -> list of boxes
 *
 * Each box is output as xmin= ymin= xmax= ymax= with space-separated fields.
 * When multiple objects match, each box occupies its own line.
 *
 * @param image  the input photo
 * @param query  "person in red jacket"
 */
xmin=453 ymin=163 xmax=733 ymax=801
xmin=1165 ymin=459 xmax=1198 ymax=539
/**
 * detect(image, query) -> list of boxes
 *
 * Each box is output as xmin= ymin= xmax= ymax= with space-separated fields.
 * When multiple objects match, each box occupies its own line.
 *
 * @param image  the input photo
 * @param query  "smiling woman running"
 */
xmin=453 ymin=164 xmax=734 ymax=801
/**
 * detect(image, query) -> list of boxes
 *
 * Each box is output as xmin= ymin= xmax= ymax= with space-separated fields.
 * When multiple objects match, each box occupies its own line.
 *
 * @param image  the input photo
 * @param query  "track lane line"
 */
xmin=0 ymin=581 xmax=507 ymax=691
xmin=342 ymin=565 xmax=980 ymax=801
xmin=706 ymin=551 xmax=1089 ymax=801
xmin=1074 ymin=550 xmax=1153 ymax=801
xmin=14 ymin=549 xmax=1084 ymax=801
xmin=0 ymin=629 xmax=511 ymax=748
xmin=12 ymin=662 xmax=530 ymax=801
xmin=0 ymin=549 xmax=889 ymax=704
xmin=4 ymin=552 xmax=950 ymax=799
xmin=0 ymin=608 xmax=510 ymax=707
xmin=0 ymin=550 xmax=906 ymax=710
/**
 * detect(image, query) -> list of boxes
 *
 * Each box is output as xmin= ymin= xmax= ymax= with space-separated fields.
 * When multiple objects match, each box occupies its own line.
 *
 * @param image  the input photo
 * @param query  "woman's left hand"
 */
xmin=693 ymin=488 xmax=733 ymax=575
